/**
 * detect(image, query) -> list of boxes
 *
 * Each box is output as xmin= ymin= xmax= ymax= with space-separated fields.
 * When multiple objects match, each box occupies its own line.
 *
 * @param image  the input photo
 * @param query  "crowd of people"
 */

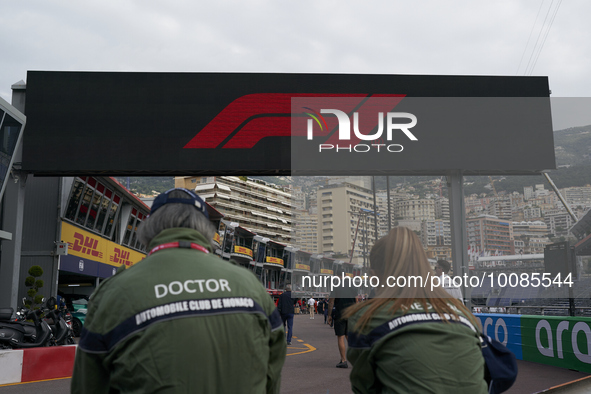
xmin=71 ymin=188 xmax=496 ymax=393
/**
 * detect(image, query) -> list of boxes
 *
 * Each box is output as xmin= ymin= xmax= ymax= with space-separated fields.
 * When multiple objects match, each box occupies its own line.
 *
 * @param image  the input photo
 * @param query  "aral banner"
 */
xmin=476 ymin=314 xmax=523 ymax=359
xmin=521 ymin=315 xmax=591 ymax=373
xmin=476 ymin=313 xmax=591 ymax=373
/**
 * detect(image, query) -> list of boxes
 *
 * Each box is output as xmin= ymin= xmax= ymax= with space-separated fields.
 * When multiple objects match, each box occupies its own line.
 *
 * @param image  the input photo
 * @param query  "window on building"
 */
xmin=65 ymin=178 xmax=85 ymax=221
xmin=65 ymin=177 xmax=123 ymax=240
xmin=104 ymin=194 xmax=121 ymax=238
xmin=123 ymin=208 xmax=145 ymax=250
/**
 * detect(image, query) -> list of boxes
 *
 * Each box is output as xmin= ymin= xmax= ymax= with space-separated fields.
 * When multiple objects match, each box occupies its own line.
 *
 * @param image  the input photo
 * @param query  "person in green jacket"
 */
xmin=344 ymin=227 xmax=488 ymax=394
xmin=71 ymin=188 xmax=286 ymax=394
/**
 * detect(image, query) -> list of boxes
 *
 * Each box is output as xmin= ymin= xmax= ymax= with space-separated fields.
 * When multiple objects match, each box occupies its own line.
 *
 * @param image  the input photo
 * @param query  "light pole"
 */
xmin=349 ymin=208 xmax=375 ymax=271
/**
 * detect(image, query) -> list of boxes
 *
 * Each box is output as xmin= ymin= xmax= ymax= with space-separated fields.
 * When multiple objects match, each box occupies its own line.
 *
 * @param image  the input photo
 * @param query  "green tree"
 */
xmin=24 ymin=265 xmax=44 ymax=309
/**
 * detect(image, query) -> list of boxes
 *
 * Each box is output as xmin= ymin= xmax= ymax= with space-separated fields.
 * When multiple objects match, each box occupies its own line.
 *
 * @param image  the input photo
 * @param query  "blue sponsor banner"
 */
xmin=59 ymin=254 xmax=99 ymax=277
xmin=475 ymin=313 xmax=523 ymax=360
xmin=59 ymin=254 xmax=117 ymax=279
xmin=98 ymin=263 xmax=119 ymax=278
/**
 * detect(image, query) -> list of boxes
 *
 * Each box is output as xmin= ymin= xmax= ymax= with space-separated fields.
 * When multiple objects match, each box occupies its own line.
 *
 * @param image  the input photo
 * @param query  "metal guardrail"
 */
xmin=474 ymin=305 xmax=591 ymax=316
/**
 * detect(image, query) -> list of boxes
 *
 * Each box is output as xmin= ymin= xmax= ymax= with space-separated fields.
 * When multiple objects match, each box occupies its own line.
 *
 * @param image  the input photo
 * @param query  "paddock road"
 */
xmin=1 ymin=314 xmax=589 ymax=393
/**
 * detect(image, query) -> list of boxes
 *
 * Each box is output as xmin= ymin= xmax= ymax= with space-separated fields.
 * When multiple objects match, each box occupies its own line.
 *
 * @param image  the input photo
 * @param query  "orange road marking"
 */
xmin=0 ymin=376 xmax=71 ymax=387
xmin=286 ymin=343 xmax=316 ymax=356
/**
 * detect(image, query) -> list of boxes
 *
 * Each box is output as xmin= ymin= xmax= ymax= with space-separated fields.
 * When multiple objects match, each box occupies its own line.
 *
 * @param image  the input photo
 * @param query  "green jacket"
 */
xmin=71 ymin=228 xmax=286 ymax=394
xmin=347 ymin=302 xmax=487 ymax=394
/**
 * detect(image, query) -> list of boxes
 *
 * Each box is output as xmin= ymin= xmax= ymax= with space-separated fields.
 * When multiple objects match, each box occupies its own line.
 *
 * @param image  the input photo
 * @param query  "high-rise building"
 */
xmin=291 ymin=186 xmax=306 ymax=211
xmin=327 ymin=176 xmax=372 ymax=190
xmin=421 ymin=219 xmax=451 ymax=247
xmin=560 ymin=186 xmax=591 ymax=209
xmin=511 ymin=221 xmax=549 ymax=238
xmin=174 ymin=176 xmax=293 ymax=243
xmin=375 ymin=190 xmax=393 ymax=238
xmin=524 ymin=186 xmax=534 ymax=201
xmin=488 ymin=194 xmax=512 ymax=221
xmin=316 ymin=182 xmax=377 ymax=265
xmin=435 ymin=197 xmax=450 ymax=220
xmin=523 ymin=207 xmax=542 ymax=221
xmin=544 ymin=211 xmax=574 ymax=237
xmin=466 ymin=215 xmax=513 ymax=255
xmin=292 ymin=209 xmax=318 ymax=253
xmin=394 ymin=199 xmax=435 ymax=221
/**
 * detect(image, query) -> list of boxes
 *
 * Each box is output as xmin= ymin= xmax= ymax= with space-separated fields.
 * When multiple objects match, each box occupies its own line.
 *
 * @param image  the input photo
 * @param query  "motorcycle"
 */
xmin=0 ymin=298 xmax=53 ymax=349
xmin=43 ymin=297 xmax=75 ymax=345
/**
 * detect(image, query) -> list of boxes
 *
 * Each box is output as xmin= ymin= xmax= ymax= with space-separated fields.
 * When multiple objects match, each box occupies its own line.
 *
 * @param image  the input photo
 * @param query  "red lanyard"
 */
xmin=148 ymin=242 xmax=210 ymax=257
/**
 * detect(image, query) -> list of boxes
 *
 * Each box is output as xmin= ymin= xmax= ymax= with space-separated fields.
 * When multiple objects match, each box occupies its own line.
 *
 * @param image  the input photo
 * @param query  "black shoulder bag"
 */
xmin=480 ymin=333 xmax=518 ymax=394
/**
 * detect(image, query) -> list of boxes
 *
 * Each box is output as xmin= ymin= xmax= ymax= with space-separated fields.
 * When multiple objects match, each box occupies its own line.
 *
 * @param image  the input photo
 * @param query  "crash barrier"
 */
xmin=0 ymin=345 xmax=76 ymax=385
xmin=475 ymin=314 xmax=591 ymax=373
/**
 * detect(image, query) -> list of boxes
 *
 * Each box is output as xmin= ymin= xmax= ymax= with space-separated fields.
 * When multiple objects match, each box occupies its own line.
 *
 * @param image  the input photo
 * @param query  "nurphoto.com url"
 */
xmin=300 ymin=272 xmax=574 ymax=293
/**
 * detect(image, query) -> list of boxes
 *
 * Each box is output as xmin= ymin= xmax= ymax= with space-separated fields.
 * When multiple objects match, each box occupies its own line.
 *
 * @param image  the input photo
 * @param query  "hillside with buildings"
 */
xmin=111 ymin=125 xmax=591 ymax=268
xmin=117 ymin=124 xmax=591 ymax=198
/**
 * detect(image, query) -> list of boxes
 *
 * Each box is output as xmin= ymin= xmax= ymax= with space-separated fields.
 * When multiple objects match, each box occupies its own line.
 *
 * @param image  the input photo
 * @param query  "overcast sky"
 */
xmin=2 ymin=1 xmax=590 ymax=128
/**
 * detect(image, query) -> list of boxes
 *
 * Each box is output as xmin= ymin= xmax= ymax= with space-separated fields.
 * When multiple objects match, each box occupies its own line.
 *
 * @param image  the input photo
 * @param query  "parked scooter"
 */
xmin=43 ymin=297 xmax=75 ymax=345
xmin=0 ymin=298 xmax=53 ymax=349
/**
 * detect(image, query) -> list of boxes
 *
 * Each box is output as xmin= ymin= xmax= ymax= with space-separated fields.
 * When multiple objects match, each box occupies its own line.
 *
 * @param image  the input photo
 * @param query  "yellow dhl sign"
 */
xmin=345 ymin=273 xmax=354 ymax=278
xmin=320 ymin=269 xmax=334 ymax=275
xmin=295 ymin=264 xmax=310 ymax=271
xmin=266 ymin=256 xmax=284 ymax=266
xmin=213 ymin=233 xmax=221 ymax=245
xmin=233 ymin=245 xmax=253 ymax=258
xmin=61 ymin=222 xmax=145 ymax=268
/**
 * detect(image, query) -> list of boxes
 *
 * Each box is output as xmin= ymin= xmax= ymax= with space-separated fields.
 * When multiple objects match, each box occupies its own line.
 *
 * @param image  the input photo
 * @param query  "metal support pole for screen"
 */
xmin=447 ymin=170 xmax=471 ymax=308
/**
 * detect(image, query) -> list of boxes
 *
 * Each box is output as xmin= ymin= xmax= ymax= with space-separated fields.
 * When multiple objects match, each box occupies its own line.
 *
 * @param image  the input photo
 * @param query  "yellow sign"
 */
xmin=61 ymin=222 xmax=145 ymax=267
xmin=295 ymin=264 xmax=310 ymax=271
xmin=345 ymin=273 xmax=354 ymax=278
xmin=213 ymin=233 xmax=221 ymax=245
xmin=320 ymin=269 xmax=334 ymax=275
xmin=266 ymin=256 xmax=284 ymax=266
xmin=234 ymin=245 xmax=253 ymax=258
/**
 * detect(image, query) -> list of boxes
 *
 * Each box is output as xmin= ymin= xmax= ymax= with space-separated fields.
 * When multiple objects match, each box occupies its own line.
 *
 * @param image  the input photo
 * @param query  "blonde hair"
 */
xmin=343 ymin=227 xmax=478 ymax=332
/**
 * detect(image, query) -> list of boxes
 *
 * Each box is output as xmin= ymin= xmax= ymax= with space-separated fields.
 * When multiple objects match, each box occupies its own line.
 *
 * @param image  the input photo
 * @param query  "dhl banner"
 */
xmin=320 ymin=269 xmax=334 ymax=275
xmin=266 ymin=256 xmax=284 ymax=267
xmin=234 ymin=245 xmax=253 ymax=258
xmin=295 ymin=264 xmax=310 ymax=271
xmin=61 ymin=222 xmax=145 ymax=268
xmin=213 ymin=233 xmax=221 ymax=246
xmin=345 ymin=273 xmax=354 ymax=278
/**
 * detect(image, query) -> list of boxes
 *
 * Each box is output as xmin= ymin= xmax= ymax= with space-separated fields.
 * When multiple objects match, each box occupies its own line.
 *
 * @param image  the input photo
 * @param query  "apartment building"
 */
xmin=435 ymin=197 xmax=450 ymax=220
xmin=393 ymin=198 xmax=435 ymax=221
xmin=544 ymin=211 xmax=574 ymax=237
xmin=317 ymin=182 xmax=377 ymax=264
xmin=512 ymin=220 xmax=549 ymax=237
xmin=466 ymin=215 xmax=513 ymax=255
xmin=523 ymin=207 xmax=542 ymax=221
xmin=465 ymin=194 xmax=489 ymax=217
xmin=375 ymin=191 xmax=393 ymax=238
xmin=291 ymin=186 xmax=306 ymax=211
xmin=560 ymin=186 xmax=591 ymax=209
xmin=327 ymin=176 xmax=372 ymax=190
xmin=292 ymin=209 xmax=318 ymax=253
xmin=421 ymin=219 xmax=451 ymax=247
xmin=488 ymin=194 xmax=513 ymax=221
xmin=174 ymin=176 xmax=293 ymax=243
